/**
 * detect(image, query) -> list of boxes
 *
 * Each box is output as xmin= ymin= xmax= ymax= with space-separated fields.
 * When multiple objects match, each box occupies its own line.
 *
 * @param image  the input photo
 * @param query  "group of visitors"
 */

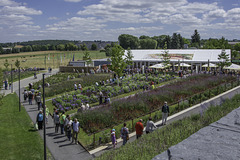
xmin=3 ymin=80 xmax=11 ymax=90
xmin=111 ymin=101 xmax=169 ymax=148
xmin=52 ymin=109 xmax=81 ymax=144
xmin=36 ymin=105 xmax=49 ymax=130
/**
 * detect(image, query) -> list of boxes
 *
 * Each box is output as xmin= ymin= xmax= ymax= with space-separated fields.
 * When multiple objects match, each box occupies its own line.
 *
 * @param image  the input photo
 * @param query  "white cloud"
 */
xmin=48 ymin=16 xmax=59 ymax=20
xmin=0 ymin=6 xmax=42 ymax=15
xmin=64 ymin=0 xmax=82 ymax=2
xmin=0 ymin=0 xmax=19 ymax=7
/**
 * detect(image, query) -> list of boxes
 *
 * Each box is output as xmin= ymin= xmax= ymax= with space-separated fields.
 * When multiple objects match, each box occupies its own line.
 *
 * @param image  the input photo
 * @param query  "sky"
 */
xmin=0 ymin=0 xmax=240 ymax=43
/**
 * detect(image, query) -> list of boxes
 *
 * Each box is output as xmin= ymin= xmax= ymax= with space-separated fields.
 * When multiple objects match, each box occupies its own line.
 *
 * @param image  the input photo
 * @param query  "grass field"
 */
xmin=0 ymin=50 xmax=107 ymax=69
xmin=0 ymin=93 xmax=52 ymax=160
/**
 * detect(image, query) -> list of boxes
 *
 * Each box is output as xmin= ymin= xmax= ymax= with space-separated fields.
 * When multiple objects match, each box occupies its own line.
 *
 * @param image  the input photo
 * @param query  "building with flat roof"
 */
xmin=124 ymin=49 xmax=231 ymax=71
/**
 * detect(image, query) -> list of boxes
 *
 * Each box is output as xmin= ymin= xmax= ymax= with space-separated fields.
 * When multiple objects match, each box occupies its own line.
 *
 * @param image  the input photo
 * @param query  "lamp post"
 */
xmin=18 ymin=67 xmax=21 ymax=112
xmin=42 ymin=73 xmax=51 ymax=160
xmin=11 ymin=64 xmax=13 ymax=93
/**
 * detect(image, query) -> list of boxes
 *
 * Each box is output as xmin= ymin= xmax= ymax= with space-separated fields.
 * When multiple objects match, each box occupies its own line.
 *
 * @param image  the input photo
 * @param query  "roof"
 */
xmin=124 ymin=49 xmax=231 ymax=63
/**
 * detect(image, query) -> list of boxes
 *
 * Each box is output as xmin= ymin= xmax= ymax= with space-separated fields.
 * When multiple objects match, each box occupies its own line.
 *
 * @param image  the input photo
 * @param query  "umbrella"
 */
xmin=202 ymin=63 xmax=217 ymax=68
xmin=223 ymin=63 xmax=240 ymax=70
xmin=174 ymin=63 xmax=191 ymax=67
xmin=149 ymin=63 xmax=171 ymax=69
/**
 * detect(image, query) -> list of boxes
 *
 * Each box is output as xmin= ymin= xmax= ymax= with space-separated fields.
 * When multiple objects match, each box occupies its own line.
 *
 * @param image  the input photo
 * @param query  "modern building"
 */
xmin=124 ymin=49 xmax=231 ymax=71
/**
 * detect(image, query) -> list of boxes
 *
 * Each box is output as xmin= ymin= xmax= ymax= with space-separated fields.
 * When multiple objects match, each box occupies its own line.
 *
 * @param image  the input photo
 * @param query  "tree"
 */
xmin=162 ymin=42 xmax=170 ymax=66
xmin=4 ymin=59 xmax=9 ymax=70
xmin=81 ymin=43 xmax=88 ymax=51
xmin=217 ymin=49 xmax=231 ymax=71
xmin=56 ymin=44 xmax=65 ymax=51
xmin=109 ymin=45 xmax=127 ymax=77
xmin=139 ymin=39 xmax=157 ymax=49
xmin=104 ymin=44 xmax=112 ymax=57
xmin=83 ymin=49 xmax=92 ymax=73
xmin=15 ymin=59 xmax=20 ymax=68
xmin=91 ymin=43 xmax=97 ymax=50
xmin=0 ymin=46 xmax=3 ymax=54
xmin=139 ymin=35 xmax=151 ymax=39
xmin=234 ymin=43 xmax=240 ymax=51
xmin=178 ymin=34 xmax=184 ymax=49
xmin=125 ymin=47 xmax=134 ymax=66
xmin=118 ymin=34 xmax=139 ymax=49
xmin=191 ymin=29 xmax=201 ymax=48
xmin=164 ymin=35 xmax=171 ymax=49
xmin=171 ymin=33 xmax=180 ymax=49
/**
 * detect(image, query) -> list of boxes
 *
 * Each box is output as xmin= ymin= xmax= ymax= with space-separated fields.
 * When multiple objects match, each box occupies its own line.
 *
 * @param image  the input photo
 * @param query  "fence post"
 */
xmin=200 ymin=93 xmax=201 ymax=103
xmin=132 ymin=119 xmax=134 ymax=132
xmin=178 ymin=101 xmax=180 ymax=111
xmin=93 ymin=133 xmax=95 ymax=147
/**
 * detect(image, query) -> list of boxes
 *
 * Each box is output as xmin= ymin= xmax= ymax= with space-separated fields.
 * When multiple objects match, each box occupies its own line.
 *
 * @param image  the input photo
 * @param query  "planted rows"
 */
xmin=74 ymin=74 xmax=236 ymax=133
xmin=52 ymin=73 xmax=175 ymax=112
xmin=96 ymin=94 xmax=240 ymax=160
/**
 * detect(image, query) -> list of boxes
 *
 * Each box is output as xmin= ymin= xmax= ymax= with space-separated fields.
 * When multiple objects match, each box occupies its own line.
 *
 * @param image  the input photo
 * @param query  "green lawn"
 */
xmin=0 ymin=93 xmax=52 ymax=160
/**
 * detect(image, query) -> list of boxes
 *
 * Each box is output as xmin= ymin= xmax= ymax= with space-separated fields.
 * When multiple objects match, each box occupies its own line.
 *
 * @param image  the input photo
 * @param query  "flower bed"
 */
xmin=52 ymin=73 xmax=175 ymax=112
xmin=73 ymin=74 xmax=236 ymax=134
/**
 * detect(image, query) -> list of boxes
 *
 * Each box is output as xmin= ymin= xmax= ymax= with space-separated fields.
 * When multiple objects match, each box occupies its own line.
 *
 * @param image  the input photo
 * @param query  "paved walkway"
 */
xmin=1 ymin=69 xmax=93 ymax=160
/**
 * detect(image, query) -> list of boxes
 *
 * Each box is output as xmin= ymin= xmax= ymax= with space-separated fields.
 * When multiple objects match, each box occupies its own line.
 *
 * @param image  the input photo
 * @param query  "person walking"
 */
xmin=35 ymin=93 xmax=41 ymax=110
xmin=146 ymin=117 xmax=157 ymax=134
xmin=74 ymin=83 xmax=77 ymax=91
xmin=99 ymin=91 xmax=103 ymax=105
xmin=66 ymin=116 xmax=72 ymax=141
xmin=121 ymin=123 xmax=129 ymax=145
xmin=45 ymin=105 xmax=49 ymax=124
xmin=54 ymin=112 xmax=60 ymax=133
xmin=162 ymin=101 xmax=169 ymax=125
xmin=23 ymin=90 xmax=28 ymax=102
xmin=36 ymin=110 xmax=43 ymax=130
xmin=135 ymin=119 xmax=144 ymax=139
xmin=111 ymin=129 xmax=117 ymax=148
xmin=60 ymin=111 xmax=66 ymax=134
xmin=72 ymin=118 xmax=80 ymax=144
xmin=28 ymin=91 xmax=33 ymax=105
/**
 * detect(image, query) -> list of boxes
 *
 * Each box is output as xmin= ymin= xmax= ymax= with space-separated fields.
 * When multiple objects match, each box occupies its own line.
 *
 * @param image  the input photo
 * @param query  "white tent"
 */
xmin=149 ymin=63 xmax=171 ymax=69
xmin=202 ymin=63 xmax=217 ymax=68
xmin=174 ymin=63 xmax=191 ymax=67
xmin=223 ymin=63 xmax=240 ymax=70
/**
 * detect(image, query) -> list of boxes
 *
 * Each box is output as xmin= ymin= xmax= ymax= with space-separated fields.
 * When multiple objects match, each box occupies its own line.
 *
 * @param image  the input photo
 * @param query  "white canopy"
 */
xmin=223 ymin=63 xmax=240 ymax=70
xmin=202 ymin=63 xmax=217 ymax=68
xmin=174 ymin=63 xmax=191 ymax=67
xmin=149 ymin=63 xmax=171 ymax=69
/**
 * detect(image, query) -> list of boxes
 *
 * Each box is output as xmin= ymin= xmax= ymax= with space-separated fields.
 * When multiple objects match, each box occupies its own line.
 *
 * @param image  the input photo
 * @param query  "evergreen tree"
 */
xmin=162 ymin=42 xmax=170 ymax=66
xmin=171 ymin=33 xmax=180 ymax=49
xmin=125 ymin=47 xmax=134 ymax=66
xmin=217 ymin=49 xmax=231 ymax=71
xmin=191 ymin=29 xmax=201 ymax=48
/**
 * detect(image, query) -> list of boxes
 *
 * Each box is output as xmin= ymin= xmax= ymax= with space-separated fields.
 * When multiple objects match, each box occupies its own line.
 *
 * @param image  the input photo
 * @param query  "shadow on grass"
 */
xmin=28 ymin=128 xmax=38 ymax=132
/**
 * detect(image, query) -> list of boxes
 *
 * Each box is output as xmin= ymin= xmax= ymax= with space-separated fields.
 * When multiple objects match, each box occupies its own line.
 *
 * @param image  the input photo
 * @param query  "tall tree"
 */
xmin=139 ymin=39 xmax=157 ymax=49
xmin=0 ymin=46 xmax=3 ymax=54
xmin=91 ymin=43 xmax=97 ymax=50
xmin=164 ymin=35 xmax=171 ymax=49
xmin=162 ymin=42 xmax=170 ymax=66
xmin=139 ymin=35 xmax=151 ymax=39
xmin=217 ymin=49 xmax=231 ymax=71
xmin=4 ymin=59 xmax=9 ymax=70
xmin=125 ymin=47 xmax=134 ymax=66
xmin=109 ymin=45 xmax=127 ymax=77
xmin=178 ymin=34 xmax=184 ymax=49
xmin=118 ymin=34 xmax=139 ymax=49
xmin=171 ymin=33 xmax=180 ymax=49
xmin=15 ymin=59 xmax=20 ymax=68
xmin=234 ymin=43 xmax=240 ymax=51
xmin=81 ymin=43 xmax=88 ymax=51
xmin=191 ymin=29 xmax=201 ymax=48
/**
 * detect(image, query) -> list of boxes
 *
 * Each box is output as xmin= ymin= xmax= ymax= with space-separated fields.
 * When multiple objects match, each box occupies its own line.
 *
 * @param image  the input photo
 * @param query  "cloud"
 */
xmin=0 ymin=0 xmax=19 ymax=7
xmin=64 ymin=0 xmax=82 ymax=2
xmin=48 ymin=16 xmax=59 ymax=20
xmin=0 ymin=6 xmax=42 ymax=15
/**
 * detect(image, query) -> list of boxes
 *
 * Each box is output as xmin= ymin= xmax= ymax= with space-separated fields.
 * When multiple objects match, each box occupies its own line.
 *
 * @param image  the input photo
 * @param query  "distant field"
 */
xmin=0 ymin=50 xmax=106 ymax=69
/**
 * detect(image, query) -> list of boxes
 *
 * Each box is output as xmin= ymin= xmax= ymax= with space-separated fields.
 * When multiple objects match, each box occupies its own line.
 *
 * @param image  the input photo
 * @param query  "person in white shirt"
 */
xmin=146 ymin=117 xmax=157 ymax=134
xmin=72 ymin=118 xmax=80 ymax=144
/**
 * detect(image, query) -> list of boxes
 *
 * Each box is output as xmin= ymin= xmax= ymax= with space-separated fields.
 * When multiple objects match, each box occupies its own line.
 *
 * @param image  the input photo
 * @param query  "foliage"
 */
xmin=203 ymin=37 xmax=232 ymax=49
xmin=118 ymin=34 xmax=139 ymax=49
xmin=109 ymin=45 xmax=127 ymax=77
xmin=3 ymin=59 xmax=9 ymax=69
xmin=125 ymin=48 xmax=134 ymax=66
xmin=96 ymin=94 xmax=240 ymax=160
xmin=162 ymin=42 xmax=170 ymax=65
xmin=139 ymin=38 xmax=157 ymax=49
xmin=91 ymin=43 xmax=97 ymax=50
xmin=74 ymin=74 xmax=235 ymax=134
xmin=15 ymin=59 xmax=20 ymax=68
xmin=234 ymin=43 xmax=240 ymax=51
xmin=217 ymin=49 xmax=231 ymax=70
xmin=191 ymin=29 xmax=201 ymax=48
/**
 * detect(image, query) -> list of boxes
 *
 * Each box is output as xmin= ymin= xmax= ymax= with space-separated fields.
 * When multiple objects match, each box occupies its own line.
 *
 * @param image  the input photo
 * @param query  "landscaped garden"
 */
xmin=71 ymin=74 xmax=238 ymax=149
xmin=96 ymin=93 xmax=240 ymax=160
xmin=51 ymin=73 xmax=175 ymax=112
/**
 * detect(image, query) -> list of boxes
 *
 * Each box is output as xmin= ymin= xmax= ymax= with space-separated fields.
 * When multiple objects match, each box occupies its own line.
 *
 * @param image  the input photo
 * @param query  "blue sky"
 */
xmin=0 ymin=0 xmax=239 ymax=42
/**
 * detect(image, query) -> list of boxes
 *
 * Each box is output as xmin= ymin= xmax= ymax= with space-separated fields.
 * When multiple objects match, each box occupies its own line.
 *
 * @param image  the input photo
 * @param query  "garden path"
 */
xmin=1 ymin=69 xmax=93 ymax=160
